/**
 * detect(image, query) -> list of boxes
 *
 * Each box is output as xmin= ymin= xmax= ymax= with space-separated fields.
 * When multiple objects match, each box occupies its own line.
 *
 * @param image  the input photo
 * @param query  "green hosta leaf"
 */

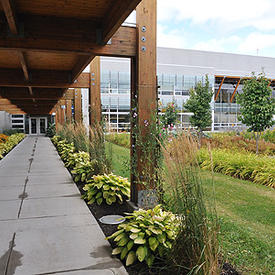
xmin=120 ymin=247 xmax=128 ymax=260
xmin=118 ymin=237 xmax=129 ymax=246
xmin=117 ymin=193 xmax=123 ymax=202
xmin=164 ymin=241 xmax=172 ymax=249
xmin=149 ymin=227 xmax=162 ymax=235
xmin=136 ymin=246 xmax=147 ymax=262
xmin=96 ymin=197 xmax=103 ymax=205
xmin=83 ymin=185 xmax=89 ymax=191
xmin=110 ymin=196 xmax=116 ymax=203
xmin=127 ymin=240 xmax=134 ymax=250
xmin=106 ymin=198 xmax=113 ymax=205
xmin=157 ymin=233 xmax=166 ymax=244
xmin=81 ymin=173 xmax=86 ymax=182
xmin=112 ymin=247 xmax=123 ymax=255
xmin=166 ymin=231 xmax=174 ymax=239
xmin=87 ymin=197 xmax=95 ymax=204
xmin=107 ymin=229 xmax=124 ymax=240
xmin=130 ymin=233 xmax=139 ymax=240
xmin=114 ymin=233 xmax=126 ymax=242
xmin=103 ymin=185 xmax=110 ymax=190
xmin=126 ymin=251 xmax=136 ymax=266
xmin=96 ymin=192 xmax=102 ymax=199
xmin=138 ymin=232 xmax=145 ymax=238
xmin=134 ymin=237 xmax=146 ymax=244
xmin=130 ymin=228 xmax=141 ymax=233
xmin=149 ymin=237 xmax=159 ymax=251
xmin=146 ymin=254 xmax=155 ymax=267
xmin=103 ymin=192 xmax=109 ymax=199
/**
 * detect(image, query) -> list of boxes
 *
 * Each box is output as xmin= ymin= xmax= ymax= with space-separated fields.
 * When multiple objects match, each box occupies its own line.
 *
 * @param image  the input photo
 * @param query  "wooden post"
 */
xmin=59 ymin=99 xmax=66 ymax=125
xmin=74 ymin=88 xmax=82 ymax=123
xmin=55 ymin=105 xmax=60 ymax=130
xmin=89 ymin=56 xmax=101 ymax=126
xmin=130 ymin=0 xmax=157 ymax=207
xmin=66 ymin=99 xmax=72 ymax=122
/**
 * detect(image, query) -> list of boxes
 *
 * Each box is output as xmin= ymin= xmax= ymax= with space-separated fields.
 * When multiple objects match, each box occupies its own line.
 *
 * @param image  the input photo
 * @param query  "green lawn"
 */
xmin=106 ymin=142 xmax=275 ymax=274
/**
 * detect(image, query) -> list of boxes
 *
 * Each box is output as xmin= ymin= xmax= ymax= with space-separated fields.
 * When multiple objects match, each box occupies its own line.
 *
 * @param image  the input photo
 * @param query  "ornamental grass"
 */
xmin=161 ymin=132 xmax=220 ymax=275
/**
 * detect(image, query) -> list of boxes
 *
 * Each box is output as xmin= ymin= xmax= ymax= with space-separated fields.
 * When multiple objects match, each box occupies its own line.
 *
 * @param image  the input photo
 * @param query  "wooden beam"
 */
xmin=230 ymin=79 xmax=241 ymax=103
xmin=0 ymin=0 xmax=18 ymax=35
xmin=0 ymin=24 xmax=136 ymax=57
xmin=102 ymin=0 xmax=142 ymax=44
xmin=17 ymin=51 xmax=29 ymax=81
xmin=0 ymin=69 xmax=90 ymax=88
xmin=215 ymin=77 xmax=225 ymax=101
xmin=74 ymin=89 xmax=82 ymax=123
xmin=0 ymin=88 xmax=64 ymax=100
xmin=71 ymin=55 xmax=95 ymax=82
xmin=89 ymin=57 xmax=101 ymax=126
xmin=130 ymin=0 xmax=157 ymax=206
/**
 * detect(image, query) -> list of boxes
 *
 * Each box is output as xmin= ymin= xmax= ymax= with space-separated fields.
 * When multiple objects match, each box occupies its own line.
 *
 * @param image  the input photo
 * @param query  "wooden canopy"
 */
xmin=0 ymin=0 xmax=140 ymax=114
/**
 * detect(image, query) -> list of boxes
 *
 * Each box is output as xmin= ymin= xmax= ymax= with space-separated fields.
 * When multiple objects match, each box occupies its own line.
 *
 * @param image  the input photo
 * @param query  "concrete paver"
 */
xmin=0 ymin=136 xmax=127 ymax=275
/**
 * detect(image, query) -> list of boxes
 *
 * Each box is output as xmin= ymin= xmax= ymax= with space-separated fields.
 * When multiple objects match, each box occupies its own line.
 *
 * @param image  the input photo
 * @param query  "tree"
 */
xmin=184 ymin=75 xmax=213 ymax=145
xmin=237 ymin=74 xmax=275 ymax=154
xmin=160 ymin=101 xmax=178 ymax=128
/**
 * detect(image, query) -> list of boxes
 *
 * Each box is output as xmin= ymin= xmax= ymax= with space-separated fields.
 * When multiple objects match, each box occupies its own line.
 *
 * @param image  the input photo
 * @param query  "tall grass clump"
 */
xmin=56 ymin=122 xmax=111 ymax=174
xmin=161 ymin=132 xmax=220 ymax=275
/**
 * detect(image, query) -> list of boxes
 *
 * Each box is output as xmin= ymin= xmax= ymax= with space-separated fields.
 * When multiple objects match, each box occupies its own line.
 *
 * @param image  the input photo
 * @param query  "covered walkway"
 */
xmin=0 ymin=137 xmax=127 ymax=275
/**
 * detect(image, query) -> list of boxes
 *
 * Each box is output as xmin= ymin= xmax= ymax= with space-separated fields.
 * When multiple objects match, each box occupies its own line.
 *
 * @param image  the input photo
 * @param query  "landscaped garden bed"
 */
xmin=50 ymin=122 xmax=247 ymax=275
xmin=106 ymin=141 xmax=274 ymax=274
xmin=0 ymin=133 xmax=25 ymax=160
xmin=105 ymin=131 xmax=275 ymax=188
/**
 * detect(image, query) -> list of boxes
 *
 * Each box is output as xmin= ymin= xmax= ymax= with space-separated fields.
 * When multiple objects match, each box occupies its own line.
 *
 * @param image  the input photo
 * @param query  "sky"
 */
xmin=156 ymin=0 xmax=275 ymax=57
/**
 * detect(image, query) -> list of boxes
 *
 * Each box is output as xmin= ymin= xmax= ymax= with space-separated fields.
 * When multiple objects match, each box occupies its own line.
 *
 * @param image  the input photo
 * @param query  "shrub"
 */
xmin=45 ymin=123 xmax=56 ymax=137
xmin=198 ymin=148 xmax=275 ymax=188
xmin=204 ymin=133 xmax=275 ymax=155
xmin=0 ymin=134 xmax=8 ymax=143
xmin=51 ymin=135 xmax=61 ymax=146
xmin=107 ymin=205 xmax=179 ymax=267
xmin=0 ymin=133 xmax=25 ymax=159
xmin=71 ymin=159 xmax=99 ymax=183
xmin=83 ymin=173 xmax=130 ymax=205
xmin=2 ymin=129 xmax=24 ymax=135
xmin=59 ymin=142 xmax=75 ymax=164
xmin=65 ymin=151 xmax=90 ymax=170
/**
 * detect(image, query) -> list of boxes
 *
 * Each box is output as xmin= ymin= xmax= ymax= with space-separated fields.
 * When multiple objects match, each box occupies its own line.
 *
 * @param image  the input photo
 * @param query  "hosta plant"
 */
xmin=71 ymin=159 xmax=100 ymax=183
xmin=59 ymin=142 xmax=75 ymax=164
xmin=107 ymin=205 xmax=179 ymax=267
xmin=65 ymin=151 xmax=90 ymax=170
xmin=51 ymin=135 xmax=61 ymax=146
xmin=82 ymin=173 xmax=130 ymax=205
xmin=0 ymin=133 xmax=25 ymax=159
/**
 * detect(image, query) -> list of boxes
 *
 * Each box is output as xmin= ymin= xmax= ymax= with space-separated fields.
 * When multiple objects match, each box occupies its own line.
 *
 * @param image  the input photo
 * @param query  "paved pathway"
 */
xmin=0 ymin=136 xmax=127 ymax=275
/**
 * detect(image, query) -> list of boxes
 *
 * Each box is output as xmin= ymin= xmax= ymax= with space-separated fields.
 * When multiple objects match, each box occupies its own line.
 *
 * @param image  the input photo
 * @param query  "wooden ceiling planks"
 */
xmin=9 ymin=0 xmax=110 ymax=19
xmin=0 ymin=49 xmax=21 ymax=68
xmin=25 ymin=52 xmax=79 ymax=71
xmin=0 ymin=0 xmax=141 ymax=114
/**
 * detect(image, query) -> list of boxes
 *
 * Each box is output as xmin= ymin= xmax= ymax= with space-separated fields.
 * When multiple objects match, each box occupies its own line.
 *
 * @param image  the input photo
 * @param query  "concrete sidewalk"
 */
xmin=0 ymin=136 xmax=127 ymax=275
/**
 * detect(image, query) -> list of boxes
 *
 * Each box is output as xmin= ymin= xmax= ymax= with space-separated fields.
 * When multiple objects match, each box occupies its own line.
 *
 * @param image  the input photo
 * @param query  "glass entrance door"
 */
xmin=30 ymin=118 xmax=37 ymax=134
xmin=39 ymin=118 xmax=46 ymax=134
xmin=29 ymin=117 xmax=47 ymax=135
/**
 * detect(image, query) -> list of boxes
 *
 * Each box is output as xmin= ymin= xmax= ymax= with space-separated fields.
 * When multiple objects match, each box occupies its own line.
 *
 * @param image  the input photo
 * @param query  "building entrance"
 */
xmin=29 ymin=117 xmax=47 ymax=135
